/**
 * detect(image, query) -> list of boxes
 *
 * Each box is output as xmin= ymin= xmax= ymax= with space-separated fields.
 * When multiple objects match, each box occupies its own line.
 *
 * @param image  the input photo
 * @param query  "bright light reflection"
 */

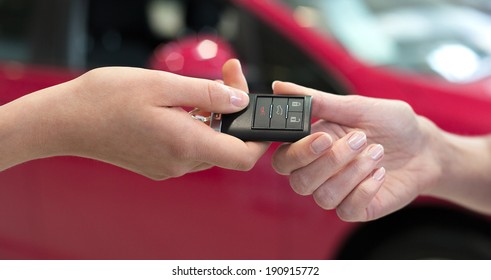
xmin=427 ymin=44 xmax=480 ymax=82
xmin=293 ymin=6 xmax=319 ymax=28
xmin=196 ymin=39 xmax=218 ymax=60
xmin=165 ymin=51 xmax=184 ymax=71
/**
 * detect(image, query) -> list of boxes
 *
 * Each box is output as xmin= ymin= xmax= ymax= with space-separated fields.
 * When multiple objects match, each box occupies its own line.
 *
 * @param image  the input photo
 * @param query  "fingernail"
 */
xmin=347 ymin=131 xmax=366 ymax=150
xmin=229 ymin=90 xmax=249 ymax=108
xmin=367 ymin=144 xmax=384 ymax=160
xmin=311 ymin=134 xmax=332 ymax=154
xmin=272 ymin=80 xmax=280 ymax=90
xmin=373 ymin=167 xmax=386 ymax=181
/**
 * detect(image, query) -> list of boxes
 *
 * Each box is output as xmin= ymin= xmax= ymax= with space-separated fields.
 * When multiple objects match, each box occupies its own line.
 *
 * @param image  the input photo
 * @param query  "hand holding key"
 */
xmin=271 ymin=81 xmax=448 ymax=222
xmin=0 ymin=59 xmax=270 ymax=179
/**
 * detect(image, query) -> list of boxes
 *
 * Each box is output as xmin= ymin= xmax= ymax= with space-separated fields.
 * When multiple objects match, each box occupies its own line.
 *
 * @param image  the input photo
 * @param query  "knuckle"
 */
xmin=336 ymin=184 xmax=378 ymax=222
xmin=144 ymin=163 xmax=190 ymax=181
xmin=313 ymin=186 xmax=337 ymax=210
xmin=287 ymin=146 xmax=309 ymax=166
xmin=394 ymin=100 xmax=414 ymax=113
xmin=387 ymin=99 xmax=415 ymax=118
xmin=234 ymin=154 xmax=256 ymax=171
xmin=271 ymin=159 xmax=286 ymax=175
xmin=345 ymin=96 xmax=367 ymax=115
xmin=350 ymin=159 xmax=370 ymax=178
xmin=83 ymin=67 xmax=102 ymax=78
xmin=147 ymin=173 xmax=169 ymax=181
xmin=336 ymin=206 xmax=353 ymax=221
xmin=289 ymin=171 xmax=314 ymax=195
xmin=325 ymin=149 xmax=345 ymax=168
xmin=271 ymin=146 xmax=290 ymax=175
xmin=166 ymin=163 xmax=191 ymax=179
xmin=336 ymin=206 xmax=362 ymax=222
xmin=355 ymin=182 xmax=375 ymax=202
xmin=349 ymin=155 xmax=379 ymax=183
xmin=164 ymin=142 xmax=196 ymax=177
xmin=339 ymin=206 xmax=372 ymax=222
xmin=78 ymin=68 xmax=102 ymax=89
xmin=206 ymin=81 xmax=223 ymax=107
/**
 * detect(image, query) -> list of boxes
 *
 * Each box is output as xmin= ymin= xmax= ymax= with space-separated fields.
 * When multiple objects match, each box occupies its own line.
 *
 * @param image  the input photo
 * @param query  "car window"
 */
xmin=280 ymin=0 xmax=491 ymax=83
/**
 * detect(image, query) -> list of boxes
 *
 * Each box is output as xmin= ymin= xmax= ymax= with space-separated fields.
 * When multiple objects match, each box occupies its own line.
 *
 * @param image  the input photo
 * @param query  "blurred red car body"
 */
xmin=1 ymin=0 xmax=491 ymax=259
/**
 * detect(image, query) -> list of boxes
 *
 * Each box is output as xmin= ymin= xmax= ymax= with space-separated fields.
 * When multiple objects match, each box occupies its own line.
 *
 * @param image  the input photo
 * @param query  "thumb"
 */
xmin=162 ymin=74 xmax=250 ymax=114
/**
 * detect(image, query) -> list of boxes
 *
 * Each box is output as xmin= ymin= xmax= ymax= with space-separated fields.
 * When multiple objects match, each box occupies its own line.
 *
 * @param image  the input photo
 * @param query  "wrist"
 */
xmin=412 ymin=116 xmax=447 ymax=195
xmin=0 ymin=80 xmax=79 ymax=170
xmin=423 ymin=121 xmax=491 ymax=212
xmin=434 ymin=133 xmax=491 ymax=190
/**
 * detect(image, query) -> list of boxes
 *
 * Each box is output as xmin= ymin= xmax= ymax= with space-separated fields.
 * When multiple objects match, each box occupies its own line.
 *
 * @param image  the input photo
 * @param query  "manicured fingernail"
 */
xmin=348 ymin=131 xmax=366 ymax=150
xmin=367 ymin=144 xmax=384 ymax=160
xmin=311 ymin=134 xmax=332 ymax=154
xmin=229 ymin=90 xmax=249 ymax=108
xmin=373 ymin=167 xmax=386 ymax=181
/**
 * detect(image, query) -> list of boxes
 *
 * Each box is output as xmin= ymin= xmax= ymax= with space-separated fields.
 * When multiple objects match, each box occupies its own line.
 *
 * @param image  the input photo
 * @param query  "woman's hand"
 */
xmin=271 ymin=82 xmax=444 ymax=221
xmin=0 ymin=60 xmax=269 ymax=179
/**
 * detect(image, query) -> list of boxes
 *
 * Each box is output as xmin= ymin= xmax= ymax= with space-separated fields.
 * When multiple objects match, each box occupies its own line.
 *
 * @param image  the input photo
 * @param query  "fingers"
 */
xmin=335 ymin=167 xmax=386 ymax=222
xmin=222 ymin=59 xmax=249 ymax=92
xmin=311 ymin=144 xmax=384 ymax=210
xmin=272 ymin=81 xmax=377 ymax=126
xmin=272 ymin=128 xmax=386 ymax=220
xmin=221 ymin=58 xmax=270 ymax=160
xmin=272 ymin=132 xmax=333 ymax=175
xmin=288 ymin=131 xmax=369 ymax=195
xmin=191 ymin=59 xmax=269 ymax=170
xmin=165 ymin=58 xmax=268 ymax=172
xmin=160 ymin=71 xmax=250 ymax=114
xmin=193 ymin=130 xmax=265 ymax=171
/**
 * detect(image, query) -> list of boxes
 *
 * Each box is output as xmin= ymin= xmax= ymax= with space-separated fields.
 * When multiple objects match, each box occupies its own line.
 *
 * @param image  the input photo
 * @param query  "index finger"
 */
xmin=273 ymin=81 xmax=373 ymax=126
xmin=196 ymin=130 xmax=269 ymax=171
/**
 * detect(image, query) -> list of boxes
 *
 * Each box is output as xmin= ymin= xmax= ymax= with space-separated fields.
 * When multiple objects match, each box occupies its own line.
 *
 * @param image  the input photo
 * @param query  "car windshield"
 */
xmin=279 ymin=0 xmax=491 ymax=83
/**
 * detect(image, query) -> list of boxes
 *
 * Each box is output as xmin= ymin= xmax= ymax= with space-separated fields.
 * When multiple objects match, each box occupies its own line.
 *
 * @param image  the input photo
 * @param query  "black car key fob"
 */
xmin=209 ymin=94 xmax=312 ymax=142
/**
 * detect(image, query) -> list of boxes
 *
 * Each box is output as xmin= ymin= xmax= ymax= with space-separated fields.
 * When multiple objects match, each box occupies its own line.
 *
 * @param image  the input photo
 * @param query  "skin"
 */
xmin=0 ymin=59 xmax=269 ymax=180
xmin=271 ymin=81 xmax=491 ymax=222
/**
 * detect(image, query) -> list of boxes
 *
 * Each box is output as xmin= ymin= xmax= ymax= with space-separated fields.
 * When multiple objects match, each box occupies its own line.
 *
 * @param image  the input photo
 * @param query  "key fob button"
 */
xmin=287 ymin=112 xmax=303 ymax=129
xmin=253 ymin=97 xmax=272 ymax=128
xmin=219 ymin=94 xmax=312 ymax=142
xmin=288 ymin=98 xmax=304 ymax=112
xmin=270 ymin=98 xmax=288 ymax=129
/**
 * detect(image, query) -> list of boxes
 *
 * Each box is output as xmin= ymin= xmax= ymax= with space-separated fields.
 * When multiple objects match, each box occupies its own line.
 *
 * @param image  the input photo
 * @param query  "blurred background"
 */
xmin=1 ymin=0 xmax=491 ymax=260
xmin=4 ymin=0 xmax=491 ymax=87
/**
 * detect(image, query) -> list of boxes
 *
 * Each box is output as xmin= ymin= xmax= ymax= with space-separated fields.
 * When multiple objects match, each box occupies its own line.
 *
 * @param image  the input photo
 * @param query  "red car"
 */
xmin=1 ymin=0 xmax=491 ymax=259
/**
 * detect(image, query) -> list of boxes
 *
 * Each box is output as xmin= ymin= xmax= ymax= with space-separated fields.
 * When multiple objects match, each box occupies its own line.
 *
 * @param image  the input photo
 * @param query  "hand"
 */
xmin=0 ymin=59 xmax=269 ymax=179
xmin=271 ymin=82 xmax=443 ymax=221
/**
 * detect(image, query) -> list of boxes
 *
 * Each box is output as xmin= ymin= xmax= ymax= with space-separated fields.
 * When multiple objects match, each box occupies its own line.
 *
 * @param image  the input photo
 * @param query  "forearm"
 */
xmin=424 ymin=124 xmax=491 ymax=214
xmin=0 ymin=81 xmax=75 ymax=171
